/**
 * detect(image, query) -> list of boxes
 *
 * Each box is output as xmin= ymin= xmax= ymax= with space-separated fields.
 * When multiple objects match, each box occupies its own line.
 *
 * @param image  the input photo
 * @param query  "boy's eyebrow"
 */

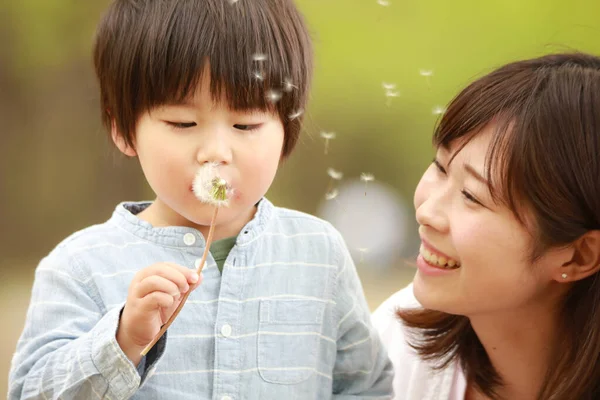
xmin=463 ymin=163 xmax=488 ymax=185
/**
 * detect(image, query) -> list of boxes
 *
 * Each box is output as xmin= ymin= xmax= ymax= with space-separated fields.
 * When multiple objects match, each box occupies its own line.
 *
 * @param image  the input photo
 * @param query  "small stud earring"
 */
xmin=561 ymin=273 xmax=568 ymax=279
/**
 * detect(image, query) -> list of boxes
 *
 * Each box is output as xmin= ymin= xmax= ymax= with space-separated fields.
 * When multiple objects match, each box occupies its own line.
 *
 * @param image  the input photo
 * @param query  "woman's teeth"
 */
xmin=420 ymin=245 xmax=460 ymax=269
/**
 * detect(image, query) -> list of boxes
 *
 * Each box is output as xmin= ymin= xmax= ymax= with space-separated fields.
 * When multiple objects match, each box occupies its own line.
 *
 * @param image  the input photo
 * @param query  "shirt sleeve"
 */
xmin=330 ymin=232 xmax=395 ymax=399
xmin=8 ymin=250 xmax=166 ymax=400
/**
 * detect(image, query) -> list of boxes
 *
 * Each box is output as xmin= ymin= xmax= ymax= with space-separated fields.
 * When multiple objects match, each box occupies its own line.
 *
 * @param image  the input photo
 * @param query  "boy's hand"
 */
xmin=116 ymin=263 xmax=201 ymax=365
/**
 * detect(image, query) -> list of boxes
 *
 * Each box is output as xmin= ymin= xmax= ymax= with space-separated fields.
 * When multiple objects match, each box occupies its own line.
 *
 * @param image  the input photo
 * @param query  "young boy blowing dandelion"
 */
xmin=8 ymin=1 xmax=393 ymax=399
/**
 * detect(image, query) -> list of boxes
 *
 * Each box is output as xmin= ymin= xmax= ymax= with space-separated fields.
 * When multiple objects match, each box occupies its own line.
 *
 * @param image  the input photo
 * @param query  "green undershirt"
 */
xmin=209 ymin=236 xmax=237 ymax=273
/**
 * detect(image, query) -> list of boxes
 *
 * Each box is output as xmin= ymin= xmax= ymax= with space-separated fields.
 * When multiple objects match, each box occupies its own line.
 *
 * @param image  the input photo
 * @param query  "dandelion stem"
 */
xmin=140 ymin=207 xmax=219 ymax=356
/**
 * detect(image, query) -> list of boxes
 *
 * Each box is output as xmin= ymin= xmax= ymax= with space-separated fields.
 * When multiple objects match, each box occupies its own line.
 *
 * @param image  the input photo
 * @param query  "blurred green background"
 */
xmin=2 ymin=0 xmax=600 ymax=396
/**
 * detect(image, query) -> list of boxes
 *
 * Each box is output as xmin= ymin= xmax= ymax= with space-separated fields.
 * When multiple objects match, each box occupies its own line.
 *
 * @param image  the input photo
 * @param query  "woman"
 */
xmin=373 ymin=53 xmax=600 ymax=400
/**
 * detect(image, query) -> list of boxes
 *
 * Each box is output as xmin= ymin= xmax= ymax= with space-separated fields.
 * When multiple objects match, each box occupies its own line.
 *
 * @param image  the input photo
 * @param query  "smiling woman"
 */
xmin=373 ymin=53 xmax=600 ymax=400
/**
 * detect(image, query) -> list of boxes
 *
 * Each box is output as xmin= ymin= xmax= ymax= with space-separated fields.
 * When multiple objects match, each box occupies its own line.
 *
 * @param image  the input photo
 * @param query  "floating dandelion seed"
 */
xmin=288 ymin=109 xmax=303 ymax=120
xmin=383 ymin=82 xmax=400 ymax=106
xmin=325 ymin=168 xmax=343 ymax=200
xmin=327 ymin=168 xmax=343 ymax=180
xmin=266 ymin=90 xmax=282 ymax=103
xmin=377 ymin=0 xmax=390 ymax=6
xmin=360 ymin=173 xmax=375 ymax=196
xmin=360 ymin=173 xmax=374 ymax=182
xmin=419 ymin=69 xmax=434 ymax=89
xmin=325 ymin=188 xmax=339 ymax=200
xmin=385 ymin=89 xmax=400 ymax=107
xmin=253 ymin=53 xmax=267 ymax=62
xmin=432 ymin=105 xmax=446 ymax=115
xmin=357 ymin=247 xmax=370 ymax=263
xmin=320 ymin=131 xmax=336 ymax=155
xmin=253 ymin=71 xmax=264 ymax=81
xmin=283 ymin=78 xmax=297 ymax=92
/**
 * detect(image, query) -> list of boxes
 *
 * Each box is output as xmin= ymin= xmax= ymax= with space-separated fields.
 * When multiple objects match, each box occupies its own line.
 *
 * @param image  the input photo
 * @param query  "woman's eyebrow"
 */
xmin=463 ymin=163 xmax=488 ymax=185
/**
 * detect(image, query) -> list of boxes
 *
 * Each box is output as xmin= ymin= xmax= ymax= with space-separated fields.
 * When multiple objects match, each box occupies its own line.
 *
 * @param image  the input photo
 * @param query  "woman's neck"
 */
xmin=467 ymin=296 xmax=564 ymax=400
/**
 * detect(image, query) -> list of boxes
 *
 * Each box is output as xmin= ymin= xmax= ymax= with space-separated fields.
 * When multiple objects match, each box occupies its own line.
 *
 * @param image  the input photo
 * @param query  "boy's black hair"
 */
xmin=94 ymin=0 xmax=313 ymax=156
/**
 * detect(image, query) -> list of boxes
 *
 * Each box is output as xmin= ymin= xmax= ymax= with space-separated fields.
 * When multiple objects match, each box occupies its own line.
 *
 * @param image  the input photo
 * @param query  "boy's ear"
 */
xmin=111 ymin=119 xmax=137 ymax=157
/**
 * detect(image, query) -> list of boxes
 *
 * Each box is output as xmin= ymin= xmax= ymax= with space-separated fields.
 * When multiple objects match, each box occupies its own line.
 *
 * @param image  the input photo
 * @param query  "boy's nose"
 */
xmin=196 ymin=134 xmax=233 ymax=165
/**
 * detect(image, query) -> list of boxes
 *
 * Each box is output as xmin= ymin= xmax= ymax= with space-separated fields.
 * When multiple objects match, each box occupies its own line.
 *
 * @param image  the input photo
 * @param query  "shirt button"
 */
xmin=221 ymin=396 xmax=232 ymax=400
xmin=221 ymin=324 xmax=232 ymax=338
xmin=183 ymin=233 xmax=196 ymax=246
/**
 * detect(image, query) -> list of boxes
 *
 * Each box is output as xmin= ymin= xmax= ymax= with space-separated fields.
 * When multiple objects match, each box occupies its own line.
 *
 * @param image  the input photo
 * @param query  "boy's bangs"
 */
xmin=138 ymin=0 xmax=303 ymax=115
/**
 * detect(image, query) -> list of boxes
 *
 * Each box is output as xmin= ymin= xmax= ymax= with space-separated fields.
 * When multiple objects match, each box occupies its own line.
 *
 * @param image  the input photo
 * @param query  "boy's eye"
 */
xmin=166 ymin=121 xmax=196 ymax=129
xmin=234 ymin=124 xmax=261 ymax=131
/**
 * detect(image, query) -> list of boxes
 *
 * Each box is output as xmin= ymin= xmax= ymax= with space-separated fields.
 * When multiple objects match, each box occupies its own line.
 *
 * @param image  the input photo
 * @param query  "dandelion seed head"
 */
xmin=327 ymin=168 xmax=343 ymax=180
xmin=325 ymin=189 xmax=339 ymax=200
xmin=192 ymin=162 xmax=231 ymax=207
xmin=252 ymin=53 xmax=267 ymax=62
xmin=419 ymin=69 xmax=434 ymax=77
xmin=382 ymin=82 xmax=396 ymax=90
xmin=320 ymin=131 xmax=336 ymax=140
xmin=377 ymin=0 xmax=390 ymax=6
xmin=360 ymin=173 xmax=375 ymax=182
xmin=385 ymin=90 xmax=400 ymax=98
xmin=357 ymin=247 xmax=370 ymax=253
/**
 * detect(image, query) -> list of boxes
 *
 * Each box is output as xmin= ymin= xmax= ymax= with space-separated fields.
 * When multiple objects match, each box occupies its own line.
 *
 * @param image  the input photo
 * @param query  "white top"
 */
xmin=372 ymin=284 xmax=467 ymax=400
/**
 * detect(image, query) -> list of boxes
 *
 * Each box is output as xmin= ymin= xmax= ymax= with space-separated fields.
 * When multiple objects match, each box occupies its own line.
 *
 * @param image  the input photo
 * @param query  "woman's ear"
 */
xmin=555 ymin=231 xmax=600 ymax=282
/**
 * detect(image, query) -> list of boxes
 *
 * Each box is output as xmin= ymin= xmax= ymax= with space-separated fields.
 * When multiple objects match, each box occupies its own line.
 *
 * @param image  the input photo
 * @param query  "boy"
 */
xmin=9 ymin=0 xmax=394 ymax=399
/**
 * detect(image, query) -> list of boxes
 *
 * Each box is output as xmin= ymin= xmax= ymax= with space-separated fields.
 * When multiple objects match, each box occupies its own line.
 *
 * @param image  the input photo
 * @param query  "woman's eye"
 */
xmin=234 ymin=124 xmax=261 ymax=131
xmin=433 ymin=159 xmax=447 ymax=174
xmin=461 ymin=189 xmax=482 ymax=205
xmin=166 ymin=121 xmax=196 ymax=129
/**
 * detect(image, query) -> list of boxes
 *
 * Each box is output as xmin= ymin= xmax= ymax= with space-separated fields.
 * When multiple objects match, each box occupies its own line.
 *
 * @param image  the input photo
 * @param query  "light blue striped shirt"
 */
xmin=9 ymin=198 xmax=394 ymax=399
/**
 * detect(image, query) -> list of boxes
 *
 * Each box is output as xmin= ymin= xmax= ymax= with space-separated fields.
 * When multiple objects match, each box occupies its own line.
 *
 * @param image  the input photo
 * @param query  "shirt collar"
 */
xmin=109 ymin=197 xmax=274 ymax=249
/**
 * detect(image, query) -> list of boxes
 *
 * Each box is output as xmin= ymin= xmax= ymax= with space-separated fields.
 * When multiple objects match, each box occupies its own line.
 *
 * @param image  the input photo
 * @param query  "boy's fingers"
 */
xmin=135 ymin=264 xmax=190 ymax=293
xmin=135 ymin=276 xmax=180 ymax=299
xmin=164 ymin=262 xmax=200 ymax=285
xmin=189 ymin=274 xmax=203 ymax=291
xmin=141 ymin=291 xmax=175 ymax=311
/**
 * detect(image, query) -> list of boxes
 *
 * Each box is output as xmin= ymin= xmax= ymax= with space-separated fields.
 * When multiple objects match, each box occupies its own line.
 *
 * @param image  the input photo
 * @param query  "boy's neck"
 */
xmin=136 ymin=198 xmax=257 ymax=241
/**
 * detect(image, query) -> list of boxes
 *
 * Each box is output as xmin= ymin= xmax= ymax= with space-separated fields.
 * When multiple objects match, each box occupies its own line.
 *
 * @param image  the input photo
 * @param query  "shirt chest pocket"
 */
xmin=257 ymin=299 xmax=327 ymax=384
